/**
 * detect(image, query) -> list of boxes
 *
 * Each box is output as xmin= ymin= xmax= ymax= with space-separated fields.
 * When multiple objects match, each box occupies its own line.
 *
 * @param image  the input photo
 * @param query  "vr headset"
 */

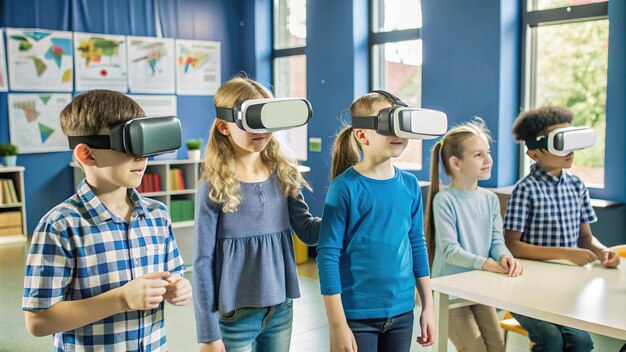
xmin=525 ymin=126 xmax=596 ymax=157
xmin=351 ymin=90 xmax=448 ymax=139
xmin=215 ymin=97 xmax=312 ymax=133
xmin=68 ymin=115 xmax=182 ymax=157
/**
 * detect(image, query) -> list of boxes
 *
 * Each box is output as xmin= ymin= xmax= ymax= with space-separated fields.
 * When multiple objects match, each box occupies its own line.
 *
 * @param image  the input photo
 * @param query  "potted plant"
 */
xmin=0 ymin=143 xmax=18 ymax=167
xmin=185 ymin=138 xmax=203 ymax=160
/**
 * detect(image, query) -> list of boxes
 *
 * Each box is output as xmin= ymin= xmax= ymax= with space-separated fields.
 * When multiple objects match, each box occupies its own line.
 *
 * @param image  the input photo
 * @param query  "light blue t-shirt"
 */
xmin=317 ymin=167 xmax=430 ymax=320
xmin=431 ymin=186 xmax=512 ymax=278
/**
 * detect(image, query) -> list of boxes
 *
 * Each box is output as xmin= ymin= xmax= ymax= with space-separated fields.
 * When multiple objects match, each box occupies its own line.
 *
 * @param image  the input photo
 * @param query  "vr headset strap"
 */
xmin=68 ymin=135 xmax=112 ymax=150
xmin=215 ymin=107 xmax=237 ymax=122
xmin=371 ymin=90 xmax=408 ymax=107
xmin=351 ymin=116 xmax=378 ymax=130
xmin=525 ymin=136 xmax=546 ymax=150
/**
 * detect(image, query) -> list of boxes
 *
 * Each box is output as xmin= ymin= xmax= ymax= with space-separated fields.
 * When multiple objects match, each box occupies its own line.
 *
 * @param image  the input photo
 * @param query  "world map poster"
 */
xmin=127 ymin=36 xmax=175 ymax=94
xmin=6 ymin=28 xmax=73 ymax=92
xmin=74 ymin=32 xmax=127 ymax=92
xmin=175 ymin=39 xmax=220 ymax=95
xmin=8 ymin=93 xmax=72 ymax=153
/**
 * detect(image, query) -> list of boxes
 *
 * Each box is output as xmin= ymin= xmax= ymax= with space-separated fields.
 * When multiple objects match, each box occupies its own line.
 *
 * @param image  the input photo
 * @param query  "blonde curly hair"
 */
xmin=201 ymin=76 xmax=311 ymax=212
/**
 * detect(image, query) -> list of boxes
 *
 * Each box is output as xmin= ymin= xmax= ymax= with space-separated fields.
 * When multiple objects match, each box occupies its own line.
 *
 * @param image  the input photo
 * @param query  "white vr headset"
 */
xmin=351 ymin=90 xmax=448 ymax=139
xmin=525 ymin=126 xmax=596 ymax=156
xmin=215 ymin=97 xmax=312 ymax=133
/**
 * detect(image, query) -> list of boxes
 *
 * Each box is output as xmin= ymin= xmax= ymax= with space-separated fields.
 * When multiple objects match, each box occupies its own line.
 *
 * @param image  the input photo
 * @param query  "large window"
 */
xmin=370 ymin=0 xmax=423 ymax=169
xmin=273 ymin=0 xmax=307 ymax=161
xmin=522 ymin=0 xmax=609 ymax=187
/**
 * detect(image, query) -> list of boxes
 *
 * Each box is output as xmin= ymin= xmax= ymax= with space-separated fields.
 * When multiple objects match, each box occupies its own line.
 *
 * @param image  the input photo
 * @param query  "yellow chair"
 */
xmin=609 ymin=244 xmax=626 ymax=258
xmin=499 ymin=311 xmax=533 ymax=350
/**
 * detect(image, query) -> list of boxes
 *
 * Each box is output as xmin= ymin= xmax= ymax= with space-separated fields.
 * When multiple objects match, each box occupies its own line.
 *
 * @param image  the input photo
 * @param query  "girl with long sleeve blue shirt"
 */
xmin=424 ymin=120 xmax=523 ymax=352
xmin=317 ymin=92 xmax=435 ymax=352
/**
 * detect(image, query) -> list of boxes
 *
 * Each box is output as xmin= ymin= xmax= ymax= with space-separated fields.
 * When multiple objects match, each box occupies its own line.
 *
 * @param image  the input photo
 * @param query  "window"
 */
xmin=273 ymin=0 xmax=307 ymax=161
xmin=522 ymin=0 xmax=609 ymax=187
xmin=370 ymin=0 xmax=423 ymax=170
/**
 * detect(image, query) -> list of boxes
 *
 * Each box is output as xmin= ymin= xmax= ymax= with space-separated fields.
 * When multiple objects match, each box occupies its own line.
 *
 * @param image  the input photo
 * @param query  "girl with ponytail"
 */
xmin=318 ymin=92 xmax=435 ymax=352
xmin=425 ymin=119 xmax=522 ymax=352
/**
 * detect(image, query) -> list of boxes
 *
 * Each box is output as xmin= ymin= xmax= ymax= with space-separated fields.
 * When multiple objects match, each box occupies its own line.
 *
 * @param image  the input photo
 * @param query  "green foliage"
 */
xmin=185 ymin=138 xmax=203 ymax=150
xmin=534 ymin=19 xmax=609 ymax=170
xmin=0 ymin=144 xmax=18 ymax=156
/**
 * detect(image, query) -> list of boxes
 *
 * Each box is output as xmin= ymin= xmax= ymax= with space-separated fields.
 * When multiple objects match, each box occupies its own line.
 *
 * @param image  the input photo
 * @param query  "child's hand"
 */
xmin=600 ymin=249 xmax=620 ymax=268
xmin=120 ymin=271 xmax=169 ymax=311
xmin=499 ymin=255 xmax=523 ymax=277
xmin=482 ymin=259 xmax=507 ymax=274
xmin=163 ymin=273 xmax=192 ymax=306
xmin=329 ymin=322 xmax=357 ymax=352
xmin=416 ymin=305 xmax=436 ymax=347
xmin=568 ymin=248 xmax=599 ymax=266
xmin=198 ymin=340 xmax=226 ymax=352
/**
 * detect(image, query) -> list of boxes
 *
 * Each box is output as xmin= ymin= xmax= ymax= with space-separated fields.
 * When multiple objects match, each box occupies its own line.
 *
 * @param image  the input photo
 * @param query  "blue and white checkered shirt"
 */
xmin=503 ymin=164 xmax=597 ymax=247
xmin=23 ymin=179 xmax=186 ymax=352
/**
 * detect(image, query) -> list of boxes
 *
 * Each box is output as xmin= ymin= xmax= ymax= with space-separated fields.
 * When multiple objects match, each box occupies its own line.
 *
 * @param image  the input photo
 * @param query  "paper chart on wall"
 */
xmin=175 ymin=39 xmax=220 ymax=95
xmin=8 ymin=93 xmax=72 ymax=153
xmin=127 ymin=36 xmax=175 ymax=94
xmin=275 ymin=126 xmax=308 ymax=161
xmin=74 ymin=32 xmax=128 ymax=92
xmin=0 ymin=30 xmax=8 ymax=92
xmin=127 ymin=95 xmax=177 ymax=117
xmin=6 ymin=28 xmax=73 ymax=92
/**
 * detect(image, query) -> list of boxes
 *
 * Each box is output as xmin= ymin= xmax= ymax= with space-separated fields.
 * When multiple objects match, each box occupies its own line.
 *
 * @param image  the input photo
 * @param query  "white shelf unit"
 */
xmin=0 ymin=166 xmax=28 ymax=244
xmin=70 ymin=160 xmax=202 ymax=229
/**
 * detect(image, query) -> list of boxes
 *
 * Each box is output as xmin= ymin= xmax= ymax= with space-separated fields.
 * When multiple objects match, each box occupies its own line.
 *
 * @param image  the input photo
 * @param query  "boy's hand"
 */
xmin=121 ymin=271 xmax=169 ymax=311
xmin=416 ymin=305 xmax=436 ymax=347
xmin=329 ymin=322 xmax=358 ymax=352
xmin=600 ymin=250 xmax=620 ymax=268
xmin=499 ymin=255 xmax=523 ymax=277
xmin=568 ymin=248 xmax=599 ymax=266
xmin=198 ymin=340 xmax=226 ymax=352
xmin=163 ymin=274 xmax=192 ymax=306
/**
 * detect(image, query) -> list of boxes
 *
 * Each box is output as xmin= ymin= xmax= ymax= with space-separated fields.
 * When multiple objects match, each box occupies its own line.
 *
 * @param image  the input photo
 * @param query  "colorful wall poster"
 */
xmin=0 ymin=29 xmax=8 ymax=92
xmin=74 ymin=32 xmax=127 ymax=92
xmin=127 ymin=95 xmax=177 ymax=117
xmin=8 ymin=93 xmax=72 ymax=153
xmin=175 ymin=39 xmax=220 ymax=95
xmin=6 ymin=28 xmax=73 ymax=92
xmin=127 ymin=36 xmax=175 ymax=94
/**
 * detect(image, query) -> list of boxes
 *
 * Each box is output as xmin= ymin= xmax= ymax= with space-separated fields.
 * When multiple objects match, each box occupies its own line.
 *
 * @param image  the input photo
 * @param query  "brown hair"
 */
xmin=60 ymin=89 xmax=145 ymax=136
xmin=512 ymin=106 xmax=573 ymax=142
xmin=424 ymin=120 xmax=491 ymax=268
xmin=330 ymin=92 xmax=395 ymax=179
xmin=202 ymin=75 xmax=310 ymax=212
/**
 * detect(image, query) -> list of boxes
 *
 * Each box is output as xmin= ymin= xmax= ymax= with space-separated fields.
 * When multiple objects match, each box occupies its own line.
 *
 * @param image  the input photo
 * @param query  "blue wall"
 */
xmin=0 ymin=0 xmax=242 ymax=233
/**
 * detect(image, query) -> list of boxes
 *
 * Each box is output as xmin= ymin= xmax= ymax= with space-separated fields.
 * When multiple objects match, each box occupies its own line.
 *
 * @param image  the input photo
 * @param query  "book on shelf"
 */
xmin=169 ymin=169 xmax=186 ymax=191
xmin=0 ymin=179 xmax=19 ymax=204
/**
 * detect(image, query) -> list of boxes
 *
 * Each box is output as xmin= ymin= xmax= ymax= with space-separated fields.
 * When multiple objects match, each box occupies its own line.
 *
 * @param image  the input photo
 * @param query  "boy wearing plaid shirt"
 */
xmin=22 ymin=90 xmax=191 ymax=351
xmin=504 ymin=106 xmax=620 ymax=352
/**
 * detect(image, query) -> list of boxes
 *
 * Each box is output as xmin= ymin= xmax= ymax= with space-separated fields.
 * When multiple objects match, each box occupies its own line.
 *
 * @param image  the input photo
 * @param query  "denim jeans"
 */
xmin=218 ymin=298 xmax=293 ymax=352
xmin=511 ymin=313 xmax=593 ymax=352
xmin=347 ymin=310 xmax=414 ymax=352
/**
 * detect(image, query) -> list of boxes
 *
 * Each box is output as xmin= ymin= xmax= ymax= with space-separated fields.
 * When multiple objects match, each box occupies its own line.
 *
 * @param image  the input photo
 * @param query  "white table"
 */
xmin=430 ymin=259 xmax=626 ymax=351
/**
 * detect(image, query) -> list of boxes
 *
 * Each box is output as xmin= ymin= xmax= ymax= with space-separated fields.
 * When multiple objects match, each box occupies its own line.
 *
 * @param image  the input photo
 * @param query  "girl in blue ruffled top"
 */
xmin=193 ymin=76 xmax=320 ymax=352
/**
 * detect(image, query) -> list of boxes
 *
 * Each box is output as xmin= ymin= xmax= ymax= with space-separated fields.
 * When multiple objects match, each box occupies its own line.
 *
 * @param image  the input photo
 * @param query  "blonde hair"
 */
xmin=60 ymin=89 xmax=145 ymax=136
xmin=330 ymin=92 xmax=395 ymax=179
xmin=201 ymin=75 xmax=311 ymax=212
xmin=424 ymin=119 xmax=491 ymax=268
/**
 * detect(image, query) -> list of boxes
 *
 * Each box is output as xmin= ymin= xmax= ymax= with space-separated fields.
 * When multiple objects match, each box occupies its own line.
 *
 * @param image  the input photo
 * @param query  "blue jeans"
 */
xmin=511 ymin=313 xmax=593 ymax=352
xmin=347 ymin=310 xmax=414 ymax=352
xmin=218 ymin=299 xmax=293 ymax=352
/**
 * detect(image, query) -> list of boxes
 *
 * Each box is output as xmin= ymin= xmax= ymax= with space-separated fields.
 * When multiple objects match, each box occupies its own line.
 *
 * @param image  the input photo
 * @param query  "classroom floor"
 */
xmin=1 ymin=242 xmax=623 ymax=352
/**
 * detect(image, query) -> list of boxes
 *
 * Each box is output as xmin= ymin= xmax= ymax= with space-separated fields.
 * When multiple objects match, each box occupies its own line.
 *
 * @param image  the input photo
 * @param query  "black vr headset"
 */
xmin=215 ymin=97 xmax=313 ymax=133
xmin=351 ymin=90 xmax=448 ymax=139
xmin=525 ymin=126 xmax=596 ymax=157
xmin=68 ymin=115 xmax=182 ymax=157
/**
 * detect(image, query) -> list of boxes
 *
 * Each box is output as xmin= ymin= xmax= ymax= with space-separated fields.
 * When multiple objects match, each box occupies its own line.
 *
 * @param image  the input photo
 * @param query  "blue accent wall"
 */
xmin=0 ymin=0 xmax=241 ymax=233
